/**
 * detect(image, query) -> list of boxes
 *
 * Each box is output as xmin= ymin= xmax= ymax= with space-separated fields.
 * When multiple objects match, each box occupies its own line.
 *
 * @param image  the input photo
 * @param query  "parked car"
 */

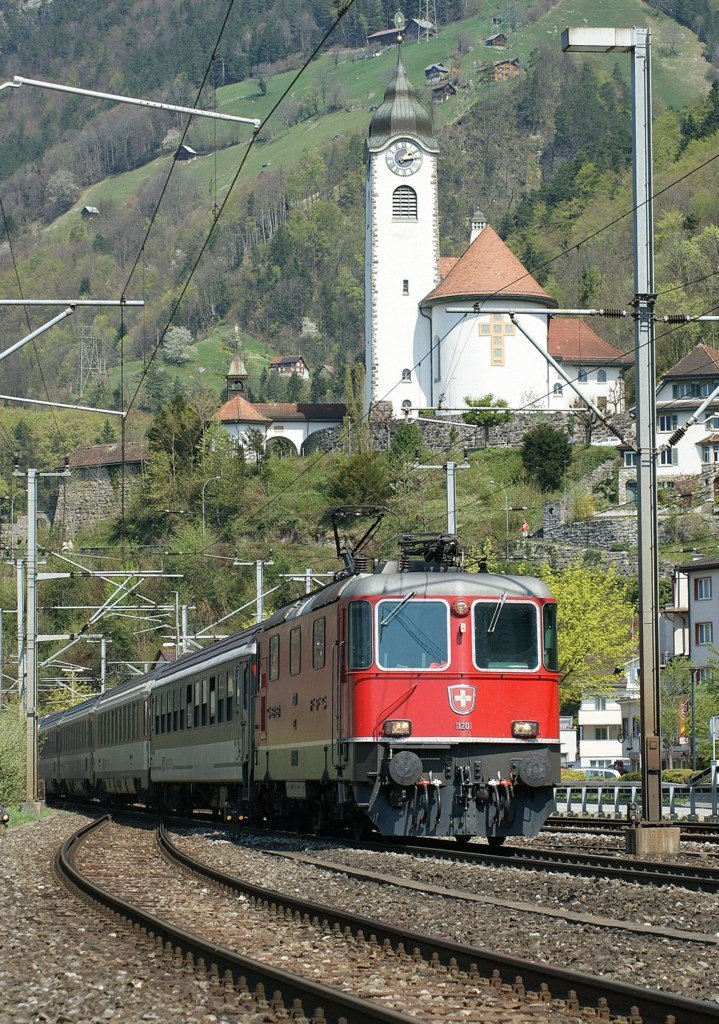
xmin=582 ymin=767 xmax=621 ymax=779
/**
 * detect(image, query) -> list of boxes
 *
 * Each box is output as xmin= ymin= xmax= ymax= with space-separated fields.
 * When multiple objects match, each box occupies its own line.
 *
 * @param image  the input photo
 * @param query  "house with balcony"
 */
xmin=619 ymin=344 xmax=719 ymax=503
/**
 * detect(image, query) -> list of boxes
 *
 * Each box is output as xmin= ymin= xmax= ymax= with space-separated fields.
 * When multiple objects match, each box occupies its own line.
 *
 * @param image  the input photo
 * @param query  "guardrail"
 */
xmin=553 ymin=777 xmax=719 ymax=820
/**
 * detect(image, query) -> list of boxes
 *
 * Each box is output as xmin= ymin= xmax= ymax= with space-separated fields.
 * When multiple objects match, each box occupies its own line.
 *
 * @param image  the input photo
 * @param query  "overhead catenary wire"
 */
xmin=125 ymin=0 xmax=358 ymax=417
xmin=0 ymin=194 xmax=67 ymax=455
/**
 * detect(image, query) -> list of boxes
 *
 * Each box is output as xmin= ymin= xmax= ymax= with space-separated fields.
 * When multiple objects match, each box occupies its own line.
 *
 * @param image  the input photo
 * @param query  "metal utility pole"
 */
xmin=562 ymin=26 xmax=666 ymax=835
xmin=232 ymin=554 xmax=275 ymax=624
xmin=14 ymin=461 xmax=69 ymax=808
xmin=16 ymin=557 xmax=24 ymax=701
xmin=415 ymin=456 xmax=470 ymax=534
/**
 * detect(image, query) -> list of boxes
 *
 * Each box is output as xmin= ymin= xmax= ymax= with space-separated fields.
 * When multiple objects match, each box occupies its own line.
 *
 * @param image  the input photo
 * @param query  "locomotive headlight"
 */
xmin=512 ymin=720 xmax=539 ymax=739
xmin=384 ymin=719 xmax=412 ymax=737
xmin=452 ymin=600 xmax=469 ymax=616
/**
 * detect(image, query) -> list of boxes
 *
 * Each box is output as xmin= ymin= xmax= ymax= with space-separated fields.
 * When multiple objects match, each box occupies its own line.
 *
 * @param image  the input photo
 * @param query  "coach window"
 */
xmin=348 ymin=601 xmax=372 ymax=669
xmin=269 ymin=635 xmax=280 ymax=681
xmin=290 ymin=627 xmax=301 ymax=675
xmin=313 ymin=617 xmax=326 ymax=669
xmin=202 ymin=678 xmax=209 ymax=726
xmin=218 ymin=676 xmax=225 ymax=724
xmin=194 ymin=681 xmax=201 ymax=727
xmin=473 ymin=600 xmax=539 ymax=671
xmin=173 ymin=691 xmax=179 ymax=732
xmin=209 ymin=677 xmax=217 ymax=725
xmin=376 ymin=599 xmax=449 ymax=670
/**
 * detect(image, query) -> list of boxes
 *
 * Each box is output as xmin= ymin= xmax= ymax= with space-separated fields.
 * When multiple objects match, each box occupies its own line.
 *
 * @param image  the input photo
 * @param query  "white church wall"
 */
xmin=365 ymin=141 xmax=439 ymax=416
xmin=430 ymin=305 xmax=550 ymax=410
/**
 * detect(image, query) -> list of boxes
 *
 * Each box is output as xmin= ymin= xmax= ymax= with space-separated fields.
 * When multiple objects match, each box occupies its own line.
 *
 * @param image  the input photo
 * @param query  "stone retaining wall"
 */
xmin=304 ymin=410 xmax=634 ymax=455
xmin=53 ymin=465 xmax=143 ymax=536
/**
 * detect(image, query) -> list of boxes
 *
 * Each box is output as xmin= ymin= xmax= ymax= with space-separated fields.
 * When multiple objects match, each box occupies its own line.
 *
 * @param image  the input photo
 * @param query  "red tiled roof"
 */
xmin=548 ymin=319 xmax=633 ymax=366
xmin=661 ymin=343 xmax=719 ymax=379
xmin=64 ymin=440 xmax=148 ymax=468
xmin=215 ymin=395 xmax=271 ymax=424
xmin=253 ymin=402 xmax=346 ymax=422
xmin=423 ymin=226 xmax=555 ymax=306
xmin=438 ymin=256 xmax=458 ymax=279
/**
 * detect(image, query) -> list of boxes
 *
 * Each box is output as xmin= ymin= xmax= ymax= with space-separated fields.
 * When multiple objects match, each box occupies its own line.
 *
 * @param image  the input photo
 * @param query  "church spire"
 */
xmin=367 ymin=49 xmax=438 ymax=153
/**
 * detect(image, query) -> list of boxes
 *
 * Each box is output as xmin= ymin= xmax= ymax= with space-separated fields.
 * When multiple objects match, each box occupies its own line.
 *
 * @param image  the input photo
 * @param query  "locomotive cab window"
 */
xmin=473 ymin=600 xmax=539 ymax=671
xmin=376 ymin=599 xmax=449 ymax=670
xmin=542 ymin=604 xmax=558 ymax=671
xmin=348 ymin=601 xmax=372 ymax=669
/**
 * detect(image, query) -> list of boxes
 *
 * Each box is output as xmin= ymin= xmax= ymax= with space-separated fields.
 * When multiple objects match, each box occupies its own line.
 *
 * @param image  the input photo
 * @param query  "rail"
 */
xmin=553 ymin=778 xmax=719 ymax=820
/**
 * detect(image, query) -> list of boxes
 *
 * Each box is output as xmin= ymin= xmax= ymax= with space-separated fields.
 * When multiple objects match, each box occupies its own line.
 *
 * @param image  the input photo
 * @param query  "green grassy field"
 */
xmin=50 ymin=0 xmax=709 ymax=230
xmin=104 ymin=323 xmax=277 ymax=397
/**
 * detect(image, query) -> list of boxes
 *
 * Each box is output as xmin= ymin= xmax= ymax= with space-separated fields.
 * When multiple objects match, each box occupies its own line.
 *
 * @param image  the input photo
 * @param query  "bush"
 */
xmin=662 ymin=769 xmax=695 ymax=784
xmin=521 ymin=422 xmax=572 ymax=491
xmin=0 ymin=706 xmax=25 ymax=805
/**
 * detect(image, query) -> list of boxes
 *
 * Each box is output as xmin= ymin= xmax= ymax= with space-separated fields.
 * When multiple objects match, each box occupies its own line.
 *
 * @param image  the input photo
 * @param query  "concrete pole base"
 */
xmin=20 ymin=799 xmax=45 ymax=815
xmin=625 ymin=822 xmax=680 ymax=856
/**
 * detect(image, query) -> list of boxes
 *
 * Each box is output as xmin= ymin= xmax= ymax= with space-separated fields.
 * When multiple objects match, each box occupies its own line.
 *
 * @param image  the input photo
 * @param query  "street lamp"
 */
xmin=201 ymin=476 xmax=221 ymax=536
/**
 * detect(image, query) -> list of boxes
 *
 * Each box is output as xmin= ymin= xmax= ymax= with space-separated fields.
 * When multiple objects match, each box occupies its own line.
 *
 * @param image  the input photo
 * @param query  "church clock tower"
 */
xmin=365 ymin=40 xmax=439 ymax=417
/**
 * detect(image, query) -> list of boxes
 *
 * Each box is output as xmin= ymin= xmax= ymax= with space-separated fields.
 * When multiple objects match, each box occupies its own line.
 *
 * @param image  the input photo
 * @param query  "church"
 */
xmin=364 ymin=51 xmax=632 ymax=419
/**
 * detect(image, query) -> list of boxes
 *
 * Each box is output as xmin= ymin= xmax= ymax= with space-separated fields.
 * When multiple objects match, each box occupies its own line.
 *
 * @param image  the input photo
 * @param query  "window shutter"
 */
xmin=393 ymin=186 xmax=417 ymax=220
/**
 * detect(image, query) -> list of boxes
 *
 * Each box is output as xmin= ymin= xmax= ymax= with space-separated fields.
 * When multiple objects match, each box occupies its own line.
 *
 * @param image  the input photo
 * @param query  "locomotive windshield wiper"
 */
xmin=487 ymin=594 xmax=507 ymax=634
xmin=380 ymin=591 xmax=416 ymax=630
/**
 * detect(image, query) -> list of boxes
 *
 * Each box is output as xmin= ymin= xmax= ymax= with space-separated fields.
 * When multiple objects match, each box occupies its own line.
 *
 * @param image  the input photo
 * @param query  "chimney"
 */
xmin=470 ymin=209 xmax=487 ymax=243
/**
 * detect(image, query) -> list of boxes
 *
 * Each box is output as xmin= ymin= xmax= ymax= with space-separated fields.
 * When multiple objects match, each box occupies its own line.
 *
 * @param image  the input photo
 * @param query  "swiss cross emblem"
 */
xmin=448 ymin=684 xmax=475 ymax=716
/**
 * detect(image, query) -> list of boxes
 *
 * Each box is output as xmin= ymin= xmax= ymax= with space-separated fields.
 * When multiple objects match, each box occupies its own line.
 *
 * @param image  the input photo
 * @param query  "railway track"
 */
xmin=545 ymin=816 xmax=719 ymax=845
xmin=55 ymin=814 xmax=719 ymax=1024
xmin=359 ymin=836 xmax=719 ymax=891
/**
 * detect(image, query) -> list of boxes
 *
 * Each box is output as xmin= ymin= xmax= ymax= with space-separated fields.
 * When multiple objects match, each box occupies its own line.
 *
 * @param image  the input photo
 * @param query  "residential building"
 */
xmin=268 ymin=355 xmax=310 ymax=380
xmin=424 ymin=62 xmax=449 ymax=82
xmin=619 ymin=343 xmax=719 ymax=502
xmin=577 ymin=691 xmax=625 ymax=769
xmin=675 ymin=556 xmax=719 ymax=677
xmin=485 ymin=32 xmax=508 ymax=47
xmin=174 ymin=144 xmax=198 ymax=162
xmin=431 ymin=82 xmax=456 ymax=103
xmin=559 ymin=715 xmax=578 ymax=767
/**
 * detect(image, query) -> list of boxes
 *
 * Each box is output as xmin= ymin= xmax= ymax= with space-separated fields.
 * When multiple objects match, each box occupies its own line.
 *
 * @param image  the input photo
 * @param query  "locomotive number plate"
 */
xmin=455 ymin=721 xmax=472 ymax=730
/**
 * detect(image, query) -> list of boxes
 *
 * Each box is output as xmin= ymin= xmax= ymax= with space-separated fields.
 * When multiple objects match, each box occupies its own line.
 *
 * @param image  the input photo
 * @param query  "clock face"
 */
xmin=386 ymin=139 xmax=423 ymax=176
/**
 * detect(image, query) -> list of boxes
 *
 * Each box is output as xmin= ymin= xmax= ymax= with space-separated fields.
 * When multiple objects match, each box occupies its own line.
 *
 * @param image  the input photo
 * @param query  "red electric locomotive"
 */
xmin=40 ymin=529 xmax=560 ymax=845
xmin=255 ymin=532 xmax=560 ymax=844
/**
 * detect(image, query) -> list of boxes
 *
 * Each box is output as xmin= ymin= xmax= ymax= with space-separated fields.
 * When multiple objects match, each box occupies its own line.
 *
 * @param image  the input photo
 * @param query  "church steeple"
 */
xmin=367 ymin=51 xmax=438 ymax=153
xmin=226 ymin=353 xmax=248 ymax=399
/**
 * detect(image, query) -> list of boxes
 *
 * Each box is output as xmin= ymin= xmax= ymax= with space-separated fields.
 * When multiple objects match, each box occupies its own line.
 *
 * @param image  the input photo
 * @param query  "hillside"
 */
xmin=0 ymin=0 xmax=714 ymax=431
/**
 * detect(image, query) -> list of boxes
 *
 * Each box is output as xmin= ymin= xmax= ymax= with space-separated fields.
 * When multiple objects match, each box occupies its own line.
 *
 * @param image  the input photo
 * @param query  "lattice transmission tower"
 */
xmin=417 ymin=0 xmax=437 ymax=41
xmin=77 ymin=325 xmax=106 ymax=396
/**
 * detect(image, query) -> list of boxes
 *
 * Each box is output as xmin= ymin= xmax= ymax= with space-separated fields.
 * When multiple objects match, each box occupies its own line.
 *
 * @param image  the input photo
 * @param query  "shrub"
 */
xmin=521 ymin=422 xmax=572 ymax=491
xmin=0 ymin=706 xmax=25 ymax=805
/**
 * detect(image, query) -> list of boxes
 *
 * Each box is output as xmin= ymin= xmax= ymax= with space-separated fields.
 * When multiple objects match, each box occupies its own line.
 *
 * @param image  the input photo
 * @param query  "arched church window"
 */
xmin=401 ymin=368 xmax=412 ymax=382
xmin=401 ymin=399 xmax=412 ymax=413
xmin=553 ymin=382 xmax=563 ymax=396
xmin=578 ymin=369 xmax=588 ymax=383
xmin=393 ymin=186 xmax=418 ymax=221
xmin=597 ymin=369 xmax=607 ymax=383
